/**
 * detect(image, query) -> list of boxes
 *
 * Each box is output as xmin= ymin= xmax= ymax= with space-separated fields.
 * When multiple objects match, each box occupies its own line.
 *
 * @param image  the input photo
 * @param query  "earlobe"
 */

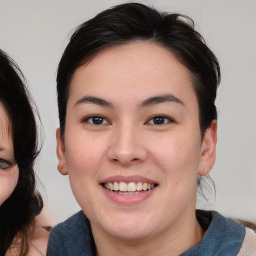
xmin=198 ymin=120 xmax=217 ymax=176
xmin=56 ymin=128 xmax=68 ymax=175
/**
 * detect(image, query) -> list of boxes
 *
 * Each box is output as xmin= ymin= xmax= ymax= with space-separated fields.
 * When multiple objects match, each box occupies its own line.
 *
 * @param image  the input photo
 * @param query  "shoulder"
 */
xmin=5 ymin=226 xmax=50 ymax=256
xmin=197 ymin=210 xmax=245 ymax=239
xmin=27 ymin=226 xmax=50 ymax=256
xmin=208 ymin=211 xmax=246 ymax=254
xmin=47 ymin=211 xmax=95 ymax=256
xmin=238 ymin=228 xmax=256 ymax=256
xmin=49 ymin=211 xmax=89 ymax=239
xmin=183 ymin=210 xmax=246 ymax=256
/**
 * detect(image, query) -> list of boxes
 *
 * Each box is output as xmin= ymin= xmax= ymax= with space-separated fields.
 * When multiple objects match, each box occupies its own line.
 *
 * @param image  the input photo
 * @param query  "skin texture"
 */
xmin=57 ymin=42 xmax=217 ymax=255
xmin=0 ymin=103 xmax=19 ymax=206
xmin=6 ymin=223 xmax=49 ymax=256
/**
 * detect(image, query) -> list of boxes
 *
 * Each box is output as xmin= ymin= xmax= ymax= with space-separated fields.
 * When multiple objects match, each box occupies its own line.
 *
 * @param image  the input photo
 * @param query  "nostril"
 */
xmin=107 ymin=144 xmax=147 ymax=164
xmin=110 ymin=157 xmax=141 ymax=165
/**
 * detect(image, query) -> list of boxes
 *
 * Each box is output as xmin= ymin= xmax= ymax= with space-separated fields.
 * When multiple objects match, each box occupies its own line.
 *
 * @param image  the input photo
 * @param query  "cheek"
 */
xmin=0 ymin=166 xmax=19 ymax=205
xmin=149 ymin=135 xmax=201 ymax=215
xmin=149 ymin=133 xmax=202 ymax=184
xmin=152 ymin=136 xmax=200 ymax=165
xmin=65 ymin=133 xmax=107 ymax=175
xmin=66 ymin=142 xmax=104 ymax=215
xmin=64 ymin=132 xmax=108 ymax=206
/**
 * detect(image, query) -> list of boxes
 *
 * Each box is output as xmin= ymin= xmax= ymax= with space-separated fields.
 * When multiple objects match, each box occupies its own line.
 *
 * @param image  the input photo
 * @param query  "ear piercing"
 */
xmin=199 ymin=168 xmax=208 ymax=176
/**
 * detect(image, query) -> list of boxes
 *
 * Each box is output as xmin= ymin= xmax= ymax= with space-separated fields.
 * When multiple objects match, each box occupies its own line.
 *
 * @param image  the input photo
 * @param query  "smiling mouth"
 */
xmin=102 ymin=181 xmax=158 ymax=195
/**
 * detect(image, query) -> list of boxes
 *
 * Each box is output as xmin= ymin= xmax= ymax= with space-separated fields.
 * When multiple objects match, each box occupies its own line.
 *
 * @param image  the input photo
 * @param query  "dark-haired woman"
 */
xmin=0 ymin=49 xmax=49 ymax=256
xmin=47 ymin=3 xmax=256 ymax=256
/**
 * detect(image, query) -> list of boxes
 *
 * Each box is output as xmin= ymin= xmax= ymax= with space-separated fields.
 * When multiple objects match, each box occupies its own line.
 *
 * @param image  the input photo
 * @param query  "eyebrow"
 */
xmin=74 ymin=94 xmax=184 ymax=109
xmin=75 ymin=96 xmax=114 ymax=108
xmin=139 ymin=94 xmax=184 ymax=108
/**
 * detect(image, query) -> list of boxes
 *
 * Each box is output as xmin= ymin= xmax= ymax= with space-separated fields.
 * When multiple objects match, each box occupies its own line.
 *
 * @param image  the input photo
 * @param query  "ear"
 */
xmin=198 ymin=120 xmax=217 ymax=176
xmin=56 ymin=128 xmax=68 ymax=175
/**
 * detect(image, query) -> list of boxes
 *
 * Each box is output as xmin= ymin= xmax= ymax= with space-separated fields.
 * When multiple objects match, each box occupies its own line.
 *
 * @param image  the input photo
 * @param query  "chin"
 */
xmin=96 ymin=211 xmax=158 ymax=241
xmin=109 ymin=225 xmax=154 ymax=241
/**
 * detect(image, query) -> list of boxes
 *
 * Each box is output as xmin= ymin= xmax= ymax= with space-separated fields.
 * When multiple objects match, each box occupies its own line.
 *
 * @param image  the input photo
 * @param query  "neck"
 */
xmin=92 ymin=210 xmax=204 ymax=256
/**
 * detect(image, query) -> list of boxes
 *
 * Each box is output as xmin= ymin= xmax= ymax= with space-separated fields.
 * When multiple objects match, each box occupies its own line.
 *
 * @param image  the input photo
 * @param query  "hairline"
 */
xmin=61 ymin=39 xmax=206 ymax=139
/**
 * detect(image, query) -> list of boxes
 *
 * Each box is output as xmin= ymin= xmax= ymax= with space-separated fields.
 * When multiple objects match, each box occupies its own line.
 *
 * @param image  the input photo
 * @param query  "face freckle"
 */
xmin=0 ymin=103 xmax=19 ymax=206
xmin=57 ymin=41 xmax=215 ymax=242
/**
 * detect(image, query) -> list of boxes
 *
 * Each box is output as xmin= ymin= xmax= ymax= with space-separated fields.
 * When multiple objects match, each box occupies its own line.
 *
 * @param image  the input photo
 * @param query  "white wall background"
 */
xmin=0 ymin=0 xmax=255 ymax=224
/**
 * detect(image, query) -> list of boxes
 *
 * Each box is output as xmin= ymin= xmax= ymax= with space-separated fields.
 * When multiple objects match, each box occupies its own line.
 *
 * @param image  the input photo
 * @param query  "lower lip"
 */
xmin=101 ymin=186 xmax=157 ymax=205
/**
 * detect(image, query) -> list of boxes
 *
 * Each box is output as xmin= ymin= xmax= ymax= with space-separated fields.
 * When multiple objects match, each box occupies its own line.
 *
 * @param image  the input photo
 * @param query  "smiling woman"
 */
xmin=0 ymin=50 xmax=49 ymax=256
xmin=47 ymin=3 xmax=256 ymax=256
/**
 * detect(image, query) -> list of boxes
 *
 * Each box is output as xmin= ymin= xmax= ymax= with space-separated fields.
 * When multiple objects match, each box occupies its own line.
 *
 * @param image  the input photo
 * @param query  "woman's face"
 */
xmin=57 ymin=42 xmax=216 ymax=241
xmin=0 ymin=103 xmax=19 ymax=205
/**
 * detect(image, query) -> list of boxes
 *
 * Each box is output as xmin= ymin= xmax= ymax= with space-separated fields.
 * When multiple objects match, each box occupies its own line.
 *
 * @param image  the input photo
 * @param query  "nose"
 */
xmin=107 ymin=125 xmax=147 ymax=165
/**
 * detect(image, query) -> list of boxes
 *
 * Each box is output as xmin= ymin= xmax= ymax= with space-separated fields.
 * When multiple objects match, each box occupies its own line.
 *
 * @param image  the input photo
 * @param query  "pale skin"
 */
xmin=0 ymin=103 xmax=49 ymax=256
xmin=57 ymin=42 xmax=217 ymax=256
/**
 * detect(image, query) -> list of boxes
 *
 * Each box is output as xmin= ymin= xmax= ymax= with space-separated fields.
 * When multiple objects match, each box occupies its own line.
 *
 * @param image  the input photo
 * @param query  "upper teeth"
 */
xmin=104 ymin=182 xmax=155 ymax=192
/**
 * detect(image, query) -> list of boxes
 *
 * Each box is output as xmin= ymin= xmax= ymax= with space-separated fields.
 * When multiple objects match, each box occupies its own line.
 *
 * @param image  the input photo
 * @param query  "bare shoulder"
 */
xmin=27 ymin=225 xmax=50 ymax=256
xmin=5 ymin=227 xmax=49 ymax=256
xmin=5 ymin=211 xmax=52 ymax=256
xmin=28 ymin=211 xmax=52 ymax=256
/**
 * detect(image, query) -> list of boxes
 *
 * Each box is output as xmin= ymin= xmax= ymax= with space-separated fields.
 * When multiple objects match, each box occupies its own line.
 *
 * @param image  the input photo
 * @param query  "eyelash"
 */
xmin=82 ymin=115 xmax=174 ymax=126
xmin=0 ymin=158 xmax=12 ymax=170
xmin=146 ymin=115 xmax=174 ymax=125
xmin=83 ymin=115 xmax=110 ymax=125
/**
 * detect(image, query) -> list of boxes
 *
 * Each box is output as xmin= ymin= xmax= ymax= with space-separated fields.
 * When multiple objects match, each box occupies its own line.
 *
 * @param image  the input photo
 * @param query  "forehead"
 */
xmin=68 ymin=42 xmax=197 ymax=106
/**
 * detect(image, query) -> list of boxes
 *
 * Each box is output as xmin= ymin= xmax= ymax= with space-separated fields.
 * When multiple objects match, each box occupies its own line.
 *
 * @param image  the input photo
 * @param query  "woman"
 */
xmin=0 ymin=49 xmax=49 ymax=255
xmin=47 ymin=3 xmax=256 ymax=255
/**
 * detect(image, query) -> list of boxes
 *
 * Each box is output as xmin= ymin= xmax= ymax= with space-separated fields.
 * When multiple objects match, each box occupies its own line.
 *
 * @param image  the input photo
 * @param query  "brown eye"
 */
xmin=84 ymin=115 xmax=110 ymax=125
xmin=147 ymin=115 xmax=173 ymax=125
xmin=0 ymin=159 xmax=11 ymax=169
